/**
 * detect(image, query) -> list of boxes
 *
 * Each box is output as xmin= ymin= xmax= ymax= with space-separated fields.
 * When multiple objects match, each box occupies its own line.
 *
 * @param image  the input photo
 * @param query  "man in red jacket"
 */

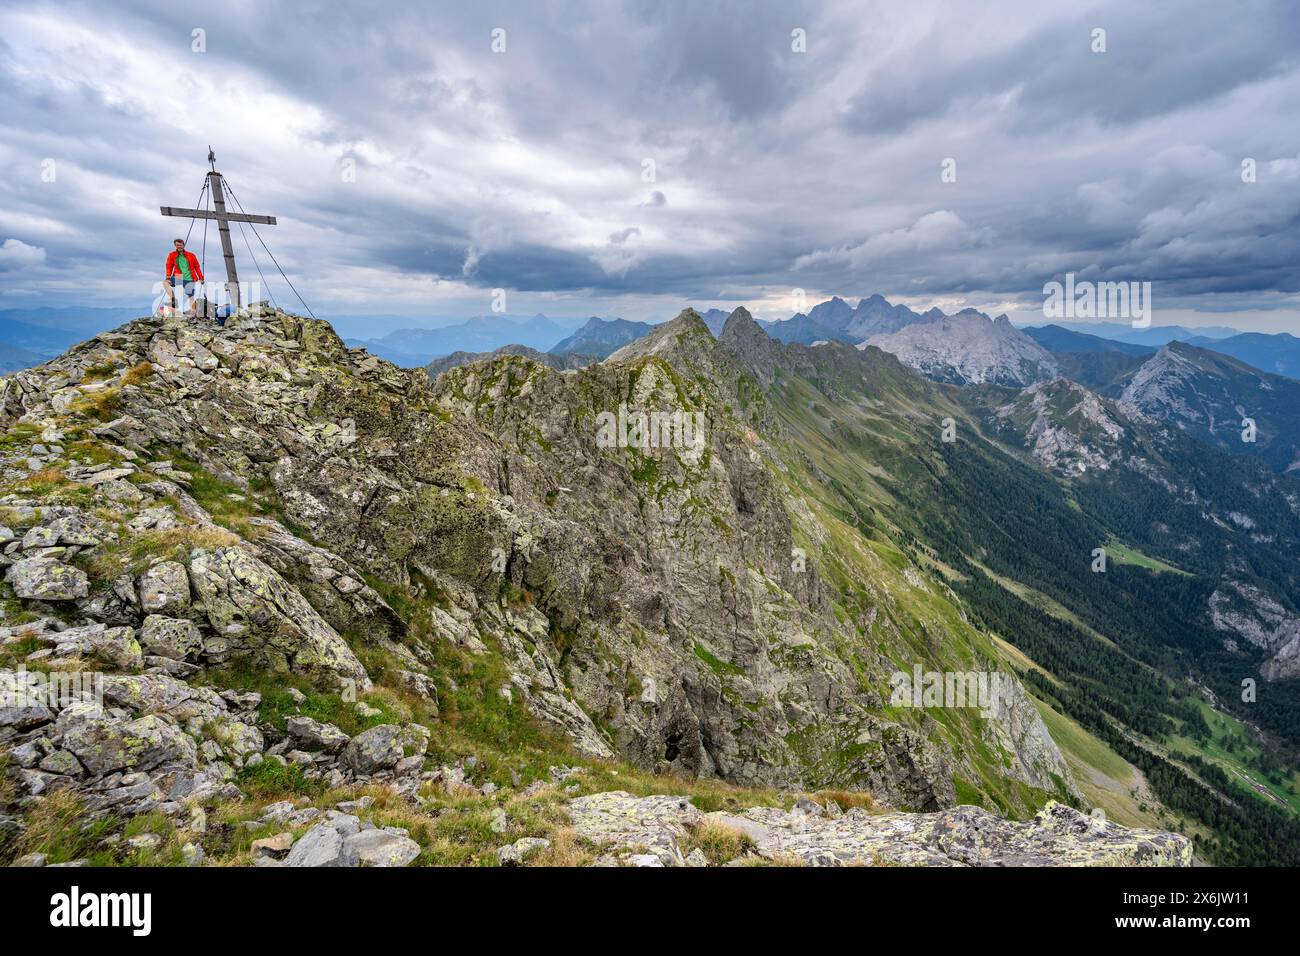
xmin=164 ymin=239 xmax=204 ymax=316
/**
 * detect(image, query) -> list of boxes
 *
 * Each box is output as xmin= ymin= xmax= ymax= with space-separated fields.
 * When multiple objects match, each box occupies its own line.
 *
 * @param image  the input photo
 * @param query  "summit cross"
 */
xmin=160 ymin=148 xmax=276 ymax=311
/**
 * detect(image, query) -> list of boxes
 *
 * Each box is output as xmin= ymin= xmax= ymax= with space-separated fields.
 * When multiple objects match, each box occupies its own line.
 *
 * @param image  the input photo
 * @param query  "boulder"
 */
xmin=4 ymin=557 xmax=89 ymax=601
xmin=99 ymin=673 xmax=228 ymax=723
xmin=250 ymin=832 xmax=294 ymax=859
xmin=60 ymin=713 xmax=198 ymax=776
xmin=345 ymin=828 xmax=421 ymax=867
xmin=339 ymin=723 xmax=429 ymax=776
xmin=37 ymin=513 xmax=105 ymax=547
xmin=497 ymin=837 xmax=550 ymax=865
xmin=48 ymin=623 xmax=142 ymax=670
xmin=285 ymin=715 xmax=349 ymax=753
xmin=0 ymin=669 xmax=55 ymax=729
xmin=283 ymin=823 xmax=359 ymax=867
xmin=138 ymin=561 xmax=190 ymax=613
xmin=139 ymin=615 xmax=203 ymax=662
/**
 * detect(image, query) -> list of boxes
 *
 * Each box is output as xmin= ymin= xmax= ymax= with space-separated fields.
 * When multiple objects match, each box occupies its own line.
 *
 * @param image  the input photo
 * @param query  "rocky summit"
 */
xmin=0 ymin=307 xmax=1193 ymax=866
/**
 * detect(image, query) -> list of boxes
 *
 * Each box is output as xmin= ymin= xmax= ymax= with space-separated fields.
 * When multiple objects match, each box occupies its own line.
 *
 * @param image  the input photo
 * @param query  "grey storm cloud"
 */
xmin=0 ymin=0 xmax=1298 ymax=323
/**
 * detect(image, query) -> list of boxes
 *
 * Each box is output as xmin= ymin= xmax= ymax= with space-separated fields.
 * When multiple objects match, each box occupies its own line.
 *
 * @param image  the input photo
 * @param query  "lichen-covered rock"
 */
xmin=339 ymin=723 xmax=429 ymax=776
xmin=205 ymin=717 xmax=264 ymax=761
xmin=99 ymin=673 xmax=228 ymax=723
xmin=47 ymin=623 xmax=142 ymax=671
xmin=139 ymin=615 xmax=203 ymax=662
xmin=0 ymin=668 xmax=54 ymax=729
xmin=187 ymin=546 xmax=368 ymax=687
xmin=285 ymin=715 xmax=350 ymax=753
xmin=137 ymin=560 xmax=190 ymax=613
xmin=566 ymin=792 xmax=698 ymax=866
xmin=245 ymin=517 xmax=406 ymax=644
xmin=59 ymin=713 xmax=198 ymax=776
xmin=5 ymin=557 xmax=89 ymax=601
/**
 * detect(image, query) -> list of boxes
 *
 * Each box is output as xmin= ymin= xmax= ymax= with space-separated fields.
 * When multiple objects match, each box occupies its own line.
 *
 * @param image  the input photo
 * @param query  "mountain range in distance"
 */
xmin=1046 ymin=319 xmax=1242 ymax=345
xmin=0 ymin=307 xmax=148 ymax=359
xmin=342 ymin=313 xmax=590 ymax=366
xmin=3 ymin=301 xmax=1298 ymax=387
xmin=401 ymin=296 xmax=1299 ymax=475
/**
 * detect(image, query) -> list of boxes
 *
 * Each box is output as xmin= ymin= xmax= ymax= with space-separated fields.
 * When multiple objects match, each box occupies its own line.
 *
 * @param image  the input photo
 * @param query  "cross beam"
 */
xmin=159 ymin=207 xmax=277 ymax=225
xmin=160 ymin=149 xmax=275 ymax=312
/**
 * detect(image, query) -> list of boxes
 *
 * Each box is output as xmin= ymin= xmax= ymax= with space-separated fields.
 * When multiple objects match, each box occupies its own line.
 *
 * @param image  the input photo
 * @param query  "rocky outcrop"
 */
xmin=187 ymin=546 xmax=368 ymax=688
xmin=1210 ymin=580 xmax=1300 ymax=681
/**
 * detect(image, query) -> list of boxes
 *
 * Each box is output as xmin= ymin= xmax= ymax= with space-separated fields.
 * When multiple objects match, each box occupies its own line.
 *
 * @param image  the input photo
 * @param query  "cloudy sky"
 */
xmin=2 ymin=0 xmax=1299 ymax=334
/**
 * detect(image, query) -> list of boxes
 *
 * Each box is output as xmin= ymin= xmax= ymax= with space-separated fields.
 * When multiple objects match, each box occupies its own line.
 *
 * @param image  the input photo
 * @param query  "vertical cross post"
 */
xmin=207 ymin=170 xmax=240 ymax=311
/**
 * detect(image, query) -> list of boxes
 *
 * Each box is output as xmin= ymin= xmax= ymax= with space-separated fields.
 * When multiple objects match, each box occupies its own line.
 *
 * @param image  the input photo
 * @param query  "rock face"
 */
xmin=866 ymin=310 xmax=1060 ymax=386
xmin=567 ymin=791 xmax=1193 ymax=867
xmin=1210 ymin=580 xmax=1300 ymax=681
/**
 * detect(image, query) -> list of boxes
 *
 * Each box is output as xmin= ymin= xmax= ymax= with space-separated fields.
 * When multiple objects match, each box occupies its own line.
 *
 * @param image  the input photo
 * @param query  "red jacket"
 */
xmin=165 ymin=250 xmax=204 ymax=282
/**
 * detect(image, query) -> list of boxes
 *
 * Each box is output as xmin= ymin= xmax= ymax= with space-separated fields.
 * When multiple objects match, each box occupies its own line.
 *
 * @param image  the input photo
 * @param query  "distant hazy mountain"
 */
xmin=347 ymin=313 xmax=583 ymax=365
xmin=0 ymin=307 xmax=140 ymax=356
xmin=1049 ymin=320 xmax=1241 ymax=346
xmin=696 ymin=309 xmax=731 ymax=337
xmin=865 ymin=309 xmax=1060 ymax=386
xmin=1184 ymin=332 xmax=1300 ymax=381
xmin=761 ymin=294 xmax=925 ymax=345
xmin=1024 ymin=324 xmax=1156 ymax=357
xmin=0 ymin=341 xmax=46 ymax=374
xmin=550 ymin=317 xmax=654 ymax=357
xmin=759 ymin=310 xmax=850 ymax=345
xmin=426 ymin=344 xmax=598 ymax=379
xmin=1118 ymin=342 xmax=1300 ymax=473
xmin=846 ymin=294 xmax=926 ymax=338
xmin=1025 ymin=325 xmax=1156 ymax=392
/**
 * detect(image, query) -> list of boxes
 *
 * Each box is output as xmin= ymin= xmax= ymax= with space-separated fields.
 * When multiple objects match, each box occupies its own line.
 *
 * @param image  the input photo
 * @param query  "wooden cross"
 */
xmin=160 ymin=149 xmax=276 ymax=311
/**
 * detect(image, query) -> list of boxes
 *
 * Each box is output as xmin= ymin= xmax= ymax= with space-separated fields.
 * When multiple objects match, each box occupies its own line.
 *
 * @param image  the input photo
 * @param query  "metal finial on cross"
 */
xmin=161 ymin=148 xmax=276 ymax=311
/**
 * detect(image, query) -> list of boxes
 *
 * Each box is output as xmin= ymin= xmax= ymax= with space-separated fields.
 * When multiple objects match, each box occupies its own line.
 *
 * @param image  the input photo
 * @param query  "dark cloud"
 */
xmin=0 ymin=0 xmax=1297 ymax=328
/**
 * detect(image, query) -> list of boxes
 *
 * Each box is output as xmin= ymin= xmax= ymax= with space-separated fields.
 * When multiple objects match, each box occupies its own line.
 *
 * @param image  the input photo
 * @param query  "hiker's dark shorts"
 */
xmin=168 ymin=276 xmax=195 ymax=294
